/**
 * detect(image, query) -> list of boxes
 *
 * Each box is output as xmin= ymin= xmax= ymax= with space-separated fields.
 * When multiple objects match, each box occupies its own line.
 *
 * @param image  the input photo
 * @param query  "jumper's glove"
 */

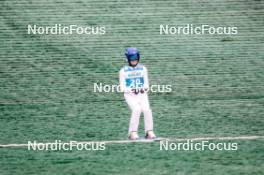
xmin=132 ymin=89 xmax=139 ymax=95
xmin=132 ymin=88 xmax=147 ymax=95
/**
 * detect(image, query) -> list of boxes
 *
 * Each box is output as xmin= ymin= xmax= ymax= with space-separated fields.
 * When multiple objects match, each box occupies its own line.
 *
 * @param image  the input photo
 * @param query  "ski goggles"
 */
xmin=128 ymin=54 xmax=139 ymax=61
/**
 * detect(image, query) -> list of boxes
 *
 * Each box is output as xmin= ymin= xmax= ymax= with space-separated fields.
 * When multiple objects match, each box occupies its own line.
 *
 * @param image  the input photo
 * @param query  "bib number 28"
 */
xmin=126 ymin=77 xmax=144 ymax=88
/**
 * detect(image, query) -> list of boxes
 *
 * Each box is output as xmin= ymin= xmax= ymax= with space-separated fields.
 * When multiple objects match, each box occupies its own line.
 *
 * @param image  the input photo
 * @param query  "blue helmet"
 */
xmin=125 ymin=48 xmax=140 ymax=61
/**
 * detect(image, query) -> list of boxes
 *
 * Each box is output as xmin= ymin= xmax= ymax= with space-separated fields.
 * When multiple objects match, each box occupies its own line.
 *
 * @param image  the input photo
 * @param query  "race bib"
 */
xmin=125 ymin=77 xmax=144 ymax=89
